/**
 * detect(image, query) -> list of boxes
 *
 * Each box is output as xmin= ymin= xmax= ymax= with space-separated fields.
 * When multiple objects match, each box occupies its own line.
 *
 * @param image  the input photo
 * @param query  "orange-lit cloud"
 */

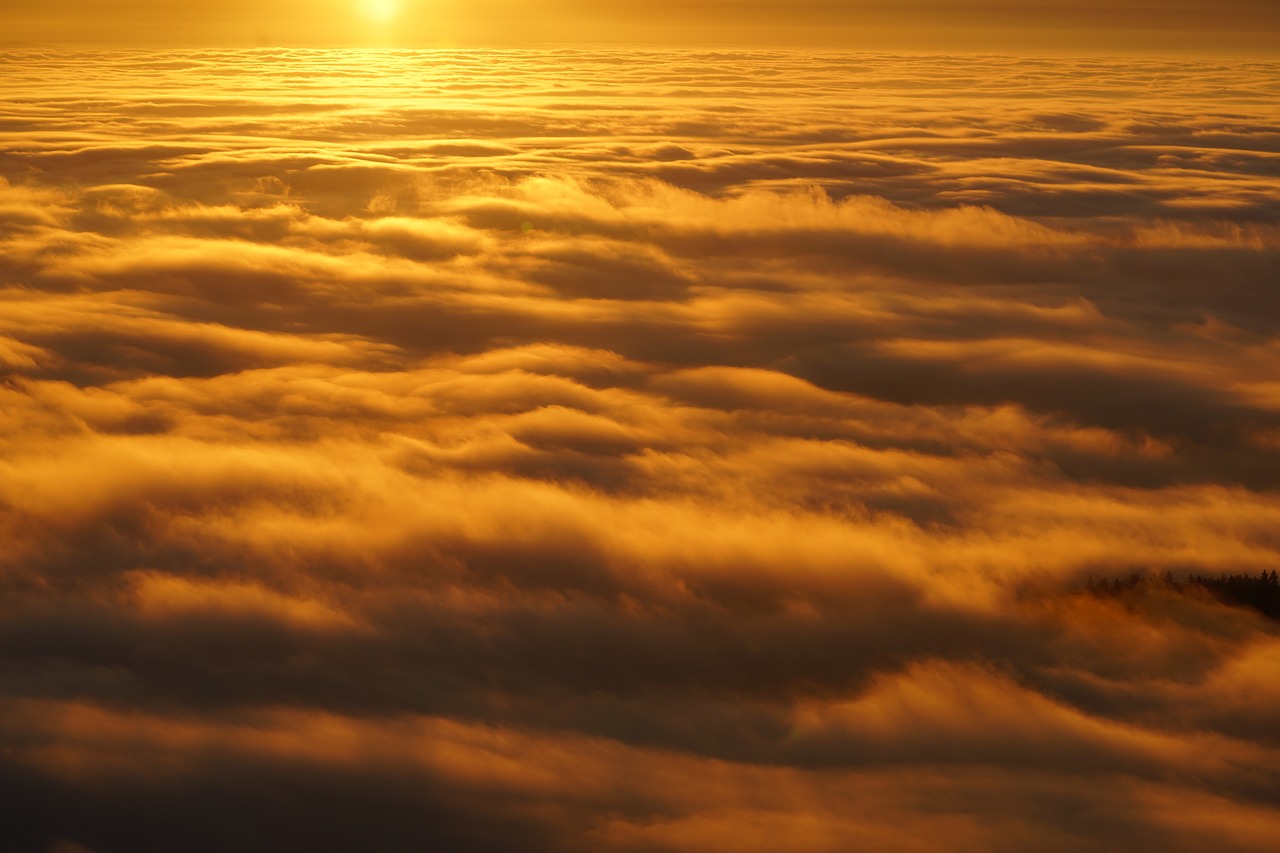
xmin=1 ymin=47 xmax=1279 ymax=852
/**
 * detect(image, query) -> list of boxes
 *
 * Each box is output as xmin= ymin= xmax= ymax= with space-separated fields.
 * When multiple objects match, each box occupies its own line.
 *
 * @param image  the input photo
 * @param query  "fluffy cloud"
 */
xmin=1 ymin=48 xmax=1279 ymax=852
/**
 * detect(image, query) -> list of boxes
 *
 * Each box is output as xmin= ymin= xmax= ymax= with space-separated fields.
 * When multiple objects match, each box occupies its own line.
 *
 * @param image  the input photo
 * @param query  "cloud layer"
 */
xmin=2 ymin=48 xmax=1280 ymax=852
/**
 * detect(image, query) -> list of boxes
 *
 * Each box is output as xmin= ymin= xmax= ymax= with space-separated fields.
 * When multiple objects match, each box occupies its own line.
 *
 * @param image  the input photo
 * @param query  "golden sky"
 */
xmin=4 ymin=0 xmax=1279 ymax=52
xmin=2 ymin=9 xmax=1280 ymax=853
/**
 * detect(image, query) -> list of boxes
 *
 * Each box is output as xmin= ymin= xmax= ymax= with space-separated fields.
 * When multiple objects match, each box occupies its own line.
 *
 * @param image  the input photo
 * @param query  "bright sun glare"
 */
xmin=361 ymin=0 xmax=400 ymax=24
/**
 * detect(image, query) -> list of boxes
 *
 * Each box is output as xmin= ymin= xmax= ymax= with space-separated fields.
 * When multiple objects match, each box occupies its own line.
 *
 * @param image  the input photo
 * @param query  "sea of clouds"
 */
xmin=2 ymin=49 xmax=1280 ymax=852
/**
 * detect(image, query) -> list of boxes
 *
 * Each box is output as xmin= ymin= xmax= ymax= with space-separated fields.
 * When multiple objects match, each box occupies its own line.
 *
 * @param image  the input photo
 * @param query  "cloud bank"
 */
xmin=2 ymin=49 xmax=1280 ymax=852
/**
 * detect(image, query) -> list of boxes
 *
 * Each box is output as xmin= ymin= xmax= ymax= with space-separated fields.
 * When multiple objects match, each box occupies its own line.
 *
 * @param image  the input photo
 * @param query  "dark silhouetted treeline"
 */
xmin=1087 ymin=570 xmax=1280 ymax=620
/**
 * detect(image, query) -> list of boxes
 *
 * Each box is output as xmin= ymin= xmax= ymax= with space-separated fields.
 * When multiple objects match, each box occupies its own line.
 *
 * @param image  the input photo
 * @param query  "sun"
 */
xmin=360 ymin=0 xmax=400 ymax=24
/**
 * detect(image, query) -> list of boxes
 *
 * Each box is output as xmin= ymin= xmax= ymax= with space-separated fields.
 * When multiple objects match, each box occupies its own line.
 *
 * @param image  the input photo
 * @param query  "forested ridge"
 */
xmin=1088 ymin=570 xmax=1280 ymax=620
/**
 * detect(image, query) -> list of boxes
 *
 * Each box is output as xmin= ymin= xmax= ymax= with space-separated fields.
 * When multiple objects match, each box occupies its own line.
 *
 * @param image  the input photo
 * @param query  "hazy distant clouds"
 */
xmin=1 ymin=48 xmax=1279 ymax=852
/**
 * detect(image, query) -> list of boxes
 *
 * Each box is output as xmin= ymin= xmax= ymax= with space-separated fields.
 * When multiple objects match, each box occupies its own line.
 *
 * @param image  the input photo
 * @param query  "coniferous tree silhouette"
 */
xmin=1087 ymin=568 xmax=1280 ymax=620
